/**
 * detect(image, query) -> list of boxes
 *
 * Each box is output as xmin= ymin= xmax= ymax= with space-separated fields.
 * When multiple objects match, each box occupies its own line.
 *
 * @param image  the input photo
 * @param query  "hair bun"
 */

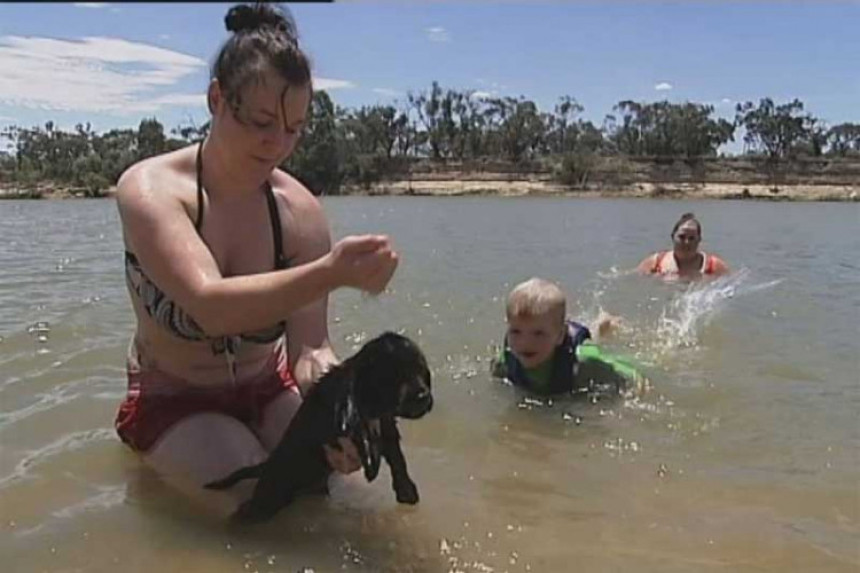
xmin=224 ymin=3 xmax=291 ymax=35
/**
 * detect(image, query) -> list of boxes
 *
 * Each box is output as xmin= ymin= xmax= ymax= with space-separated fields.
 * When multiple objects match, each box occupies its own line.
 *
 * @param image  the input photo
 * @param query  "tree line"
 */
xmin=2 ymin=83 xmax=858 ymax=196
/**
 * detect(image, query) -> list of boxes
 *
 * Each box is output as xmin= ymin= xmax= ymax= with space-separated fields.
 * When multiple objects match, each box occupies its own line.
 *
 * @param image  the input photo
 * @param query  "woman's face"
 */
xmin=210 ymin=69 xmax=310 ymax=175
xmin=672 ymin=220 xmax=701 ymax=258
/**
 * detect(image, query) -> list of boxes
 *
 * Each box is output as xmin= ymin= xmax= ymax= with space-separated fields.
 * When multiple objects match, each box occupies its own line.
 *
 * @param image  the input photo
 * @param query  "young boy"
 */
xmin=491 ymin=278 xmax=646 ymax=397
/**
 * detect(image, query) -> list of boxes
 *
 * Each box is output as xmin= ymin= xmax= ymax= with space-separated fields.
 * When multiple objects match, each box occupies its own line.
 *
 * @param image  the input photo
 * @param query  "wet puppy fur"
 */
xmin=205 ymin=332 xmax=433 ymax=523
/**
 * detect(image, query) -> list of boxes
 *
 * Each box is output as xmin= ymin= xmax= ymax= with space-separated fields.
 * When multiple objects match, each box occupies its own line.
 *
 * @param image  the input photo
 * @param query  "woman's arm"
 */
xmin=636 ymin=253 xmax=659 ymax=274
xmin=710 ymin=255 xmax=730 ymax=276
xmin=277 ymin=178 xmax=340 ymax=394
xmin=275 ymin=173 xmax=398 ymax=394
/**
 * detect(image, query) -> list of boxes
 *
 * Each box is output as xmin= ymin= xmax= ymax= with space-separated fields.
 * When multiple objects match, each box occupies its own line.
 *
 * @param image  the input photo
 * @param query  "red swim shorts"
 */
xmin=115 ymin=355 xmax=299 ymax=453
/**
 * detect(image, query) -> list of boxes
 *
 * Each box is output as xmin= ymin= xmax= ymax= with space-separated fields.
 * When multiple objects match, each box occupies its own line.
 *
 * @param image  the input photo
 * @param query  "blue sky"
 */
xmin=1 ymin=1 xmax=858 ymax=142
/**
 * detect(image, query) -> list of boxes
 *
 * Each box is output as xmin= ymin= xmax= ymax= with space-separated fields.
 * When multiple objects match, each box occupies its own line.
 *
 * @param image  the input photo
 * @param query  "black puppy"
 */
xmin=205 ymin=331 xmax=433 ymax=522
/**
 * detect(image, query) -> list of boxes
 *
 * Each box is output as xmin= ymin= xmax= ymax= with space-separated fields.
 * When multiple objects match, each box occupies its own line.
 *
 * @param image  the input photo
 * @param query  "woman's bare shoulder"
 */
xmin=269 ymin=168 xmax=323 ymax=214
xmin=269 ymin=168 xmax=330 ymax=262
xmin=116 ymin=147 xmax=197 ymax=212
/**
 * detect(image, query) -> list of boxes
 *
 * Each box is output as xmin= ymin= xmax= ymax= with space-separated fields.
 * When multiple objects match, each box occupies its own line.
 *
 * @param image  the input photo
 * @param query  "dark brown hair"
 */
xmin=211 ymin=2 xmax=312 ymax=112
xmin=671 ymin=212 xmax=702 ymax=239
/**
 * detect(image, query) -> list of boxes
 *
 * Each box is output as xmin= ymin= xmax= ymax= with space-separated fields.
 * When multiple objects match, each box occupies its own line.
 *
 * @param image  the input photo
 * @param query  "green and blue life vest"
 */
xmin=494 ymin=320 xmax=644 ymax=396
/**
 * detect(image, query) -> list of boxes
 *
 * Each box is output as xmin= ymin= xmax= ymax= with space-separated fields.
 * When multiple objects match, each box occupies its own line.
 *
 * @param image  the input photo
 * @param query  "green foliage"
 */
xmin=0 ymin=85 xmax=850 ymax=197
xmin=826 ymin=123 xmax=860 ymax=156
xmin=555 ymin=152 xmax=596 ymax=188
xmin=734 ymin=98 xmax=814 ymax=161
xmin=606 ymin=100 xmax=734 ymax=158
xmin=286 ymin=90 xmax=345 ymax=195
xmin=137 ymin=117 xmax=166 ymax=158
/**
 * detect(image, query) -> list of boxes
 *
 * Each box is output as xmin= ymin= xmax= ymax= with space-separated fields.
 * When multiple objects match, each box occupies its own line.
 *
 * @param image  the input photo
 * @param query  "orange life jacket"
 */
xmin=651 ymin=251 xmax=717 ymax=275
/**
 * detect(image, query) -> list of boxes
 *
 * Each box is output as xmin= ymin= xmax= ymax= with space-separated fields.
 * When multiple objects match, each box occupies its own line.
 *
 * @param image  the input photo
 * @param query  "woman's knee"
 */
xmin=257 ymin=387 xmax=302 ymax=451
xmin=144 ymin=412 xmax=267 ymax=486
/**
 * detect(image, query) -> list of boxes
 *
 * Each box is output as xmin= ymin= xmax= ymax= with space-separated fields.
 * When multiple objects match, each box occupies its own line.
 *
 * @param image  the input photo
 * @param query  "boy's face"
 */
xmin=506 ymin=312 xmax=566 ymax=368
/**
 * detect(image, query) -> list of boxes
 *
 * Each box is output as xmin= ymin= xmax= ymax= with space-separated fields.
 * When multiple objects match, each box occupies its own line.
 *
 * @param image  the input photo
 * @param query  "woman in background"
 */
xmin=637 ymin=212 xmax=729 ymax=280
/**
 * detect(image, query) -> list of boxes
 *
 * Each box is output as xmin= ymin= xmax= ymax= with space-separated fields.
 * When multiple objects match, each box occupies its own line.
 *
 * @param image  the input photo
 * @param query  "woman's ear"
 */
xmin=207 ymin=79 xmax=222 ymax=115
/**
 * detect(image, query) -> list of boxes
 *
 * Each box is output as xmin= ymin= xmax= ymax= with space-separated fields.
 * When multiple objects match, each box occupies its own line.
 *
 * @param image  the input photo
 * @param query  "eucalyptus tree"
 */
xmin=286 ymin=90 xmax=344 ymax=194
xmin=607 ymin=100 xmax=733 ymax=158
xmin=734 ymin=98 xmax=814 ymax=161
xmin=826 ymin=123 xmax=860 ymax=156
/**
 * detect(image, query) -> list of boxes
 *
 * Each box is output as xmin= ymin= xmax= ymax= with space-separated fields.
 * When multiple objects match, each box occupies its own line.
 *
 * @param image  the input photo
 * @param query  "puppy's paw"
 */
xmin=394 ymin=479 xmax=419 ymax=504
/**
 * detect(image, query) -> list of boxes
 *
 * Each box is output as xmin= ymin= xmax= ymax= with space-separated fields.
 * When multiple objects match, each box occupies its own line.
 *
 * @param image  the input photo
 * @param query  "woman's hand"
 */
xmin=327 ymin=234 xmax=399 ymax=295
xmin=323 ymin=437 xmax=363 ymax=474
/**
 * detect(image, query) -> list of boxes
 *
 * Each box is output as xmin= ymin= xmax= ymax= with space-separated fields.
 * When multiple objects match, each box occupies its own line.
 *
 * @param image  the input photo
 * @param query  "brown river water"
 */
xmin=1 ymin=196 xmax=858 ymax=572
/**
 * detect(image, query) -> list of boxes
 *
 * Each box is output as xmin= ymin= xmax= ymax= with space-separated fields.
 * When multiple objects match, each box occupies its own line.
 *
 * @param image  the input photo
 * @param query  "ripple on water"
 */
xmin=0 ymin=428 xmax=116 ymax=489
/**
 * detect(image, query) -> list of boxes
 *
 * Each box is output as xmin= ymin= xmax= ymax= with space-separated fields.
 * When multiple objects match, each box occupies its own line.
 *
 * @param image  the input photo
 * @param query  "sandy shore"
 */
xmin=2 ymin=180 xmax=858 ymax=201
xmin=351 ymin=179 xmax=859 ymax=201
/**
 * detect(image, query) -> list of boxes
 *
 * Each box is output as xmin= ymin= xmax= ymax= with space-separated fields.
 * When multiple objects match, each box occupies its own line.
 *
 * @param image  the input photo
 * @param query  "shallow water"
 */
xmin=1 ymin=197 xmax=858 ymax=572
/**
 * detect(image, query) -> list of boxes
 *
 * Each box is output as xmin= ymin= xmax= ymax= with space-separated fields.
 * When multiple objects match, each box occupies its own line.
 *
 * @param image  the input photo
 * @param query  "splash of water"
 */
xmin=653 ymin=268 xmax=782 ymax=353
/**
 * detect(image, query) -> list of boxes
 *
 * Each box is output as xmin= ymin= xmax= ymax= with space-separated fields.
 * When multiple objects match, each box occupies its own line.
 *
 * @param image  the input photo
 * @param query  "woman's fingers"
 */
xmin=333 ymin=235 xmax=399 ymax=294
xmin=322 ymin=438 xmax=362 ymax=474
xmin=365 ymin=249 xmax=399 ymax=294
xmin=338 ymin=234 xmax=391 ymax=255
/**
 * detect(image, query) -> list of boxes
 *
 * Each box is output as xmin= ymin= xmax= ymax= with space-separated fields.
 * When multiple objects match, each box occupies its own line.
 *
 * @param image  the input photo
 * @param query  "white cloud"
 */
xmin=314 ymin=77 xmax=355 ymax=91
xmin=0 ymin=115 xmax=13 ymax=122
xmin=470 ymin=90 xmax=493 ymax=100
xmin=73 ymin=3 xmax=109 ymax=8
xmin=425 ymin=27 xmax=450 ymax=43
xmin=147 ymin=94 xmax=206 ymax=107
xmin=0 ymin=35 xmax=206 ymax=114
xmin=372 ymin=88 xmax=403 ymax=98
xmin=474 ymin=78 xmax=505 ymax=91
xmin=654 ymin=82 xmax=673 ymax=91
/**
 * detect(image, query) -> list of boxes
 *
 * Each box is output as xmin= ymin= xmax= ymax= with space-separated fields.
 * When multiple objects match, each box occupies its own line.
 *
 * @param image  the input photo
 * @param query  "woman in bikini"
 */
xmin=114 ymin=3 xmax=396 ymax=507
xmin=637 ymin=212 xmax=729 ymax=280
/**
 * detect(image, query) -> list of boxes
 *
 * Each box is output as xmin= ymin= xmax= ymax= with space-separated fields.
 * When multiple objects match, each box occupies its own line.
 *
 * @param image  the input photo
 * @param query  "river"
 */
xmin=1 ymin=196 xmax=857 ymax=572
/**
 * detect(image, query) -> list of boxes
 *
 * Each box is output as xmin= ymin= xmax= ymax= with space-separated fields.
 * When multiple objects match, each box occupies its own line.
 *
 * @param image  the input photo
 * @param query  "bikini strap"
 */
xmin=264 ymin=182 xmax=288 ymax=269
xmin=703 ymin=252 xmax=715 ymax=274
xmin=194 ymin=141 xmax=205 ymax=233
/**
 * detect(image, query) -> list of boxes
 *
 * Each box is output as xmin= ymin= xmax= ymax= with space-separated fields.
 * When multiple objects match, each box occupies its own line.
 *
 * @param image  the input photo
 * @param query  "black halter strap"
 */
xmin=194 ymin=141 xmax=205 ymax=233
xmin=264 ymin=182 xmax=288 ymax=270
xmin=196 ymin=140 xmax=287 ymax=270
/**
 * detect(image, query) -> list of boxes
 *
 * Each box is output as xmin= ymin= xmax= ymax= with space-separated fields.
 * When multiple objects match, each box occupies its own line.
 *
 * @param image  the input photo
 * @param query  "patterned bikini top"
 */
xmin=124 ymin=142 xmax=290 ymax=350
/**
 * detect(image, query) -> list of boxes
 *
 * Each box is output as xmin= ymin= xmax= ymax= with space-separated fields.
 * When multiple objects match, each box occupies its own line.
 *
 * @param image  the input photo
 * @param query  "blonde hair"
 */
xmin=506 ymin=278 xmax=566 ymax=322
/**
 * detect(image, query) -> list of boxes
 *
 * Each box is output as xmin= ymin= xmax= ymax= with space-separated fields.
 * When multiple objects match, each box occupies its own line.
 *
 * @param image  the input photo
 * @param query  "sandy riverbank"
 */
xmin=349 ymin=179 xmax=859 ymax=201
xmin=2 ymin=180 xmax=858 ymax=201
